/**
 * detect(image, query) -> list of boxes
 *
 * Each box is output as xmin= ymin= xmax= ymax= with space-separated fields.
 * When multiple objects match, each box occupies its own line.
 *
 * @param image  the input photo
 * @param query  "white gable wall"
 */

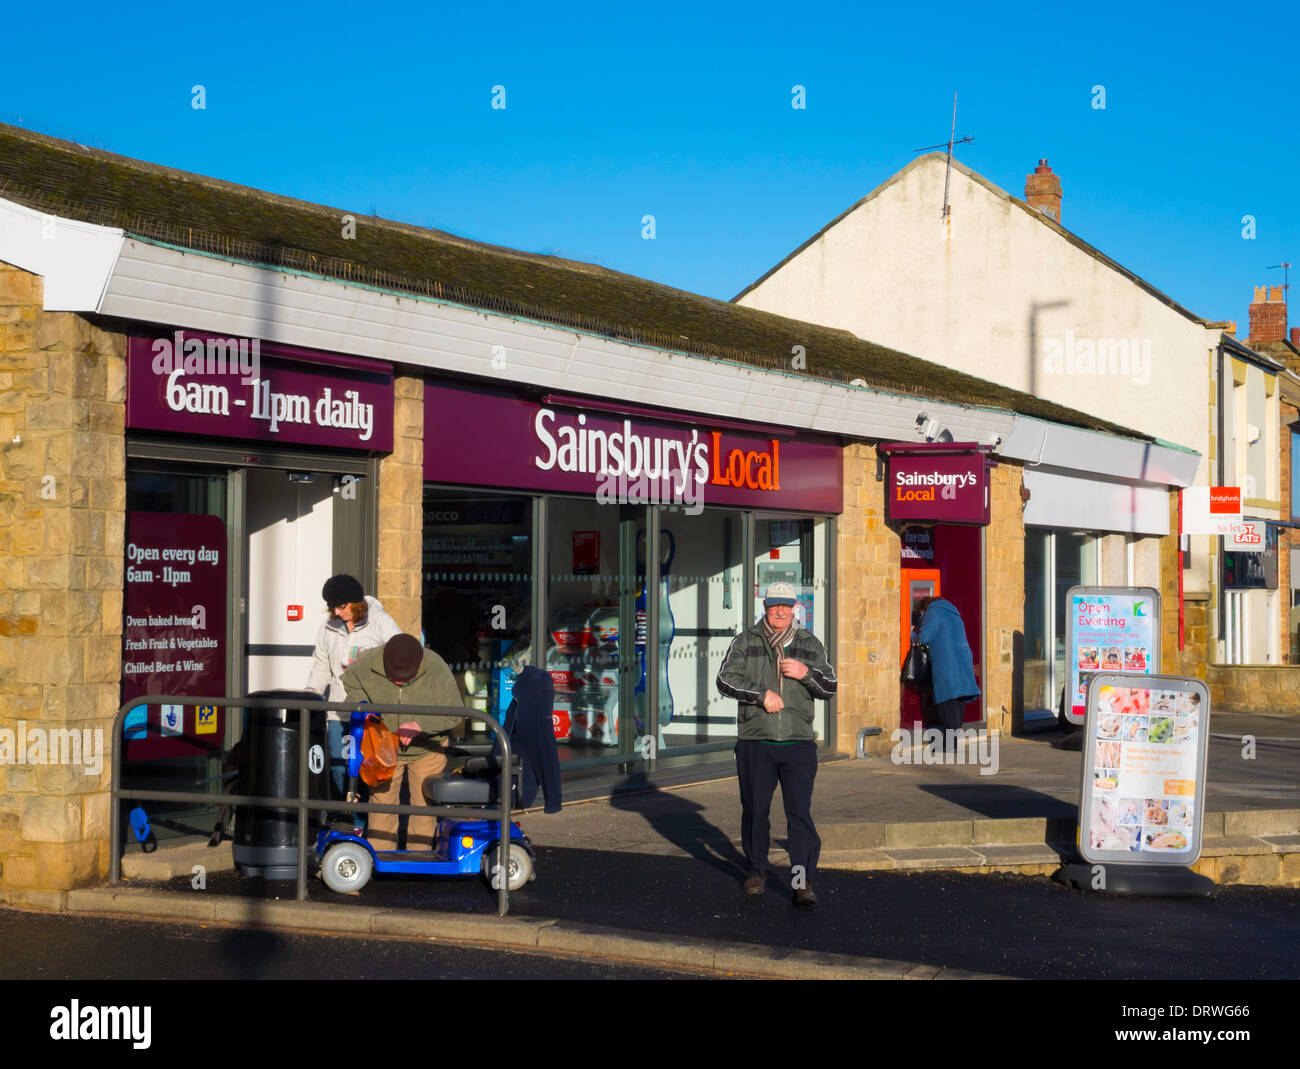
xmin=737 ymin=155 xmax=1213 ymax=477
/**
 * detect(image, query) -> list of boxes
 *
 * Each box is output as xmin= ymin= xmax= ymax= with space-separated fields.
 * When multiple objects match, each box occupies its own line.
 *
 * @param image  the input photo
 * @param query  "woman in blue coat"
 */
xmin=916 ymin=597 xmax=980 ymax=733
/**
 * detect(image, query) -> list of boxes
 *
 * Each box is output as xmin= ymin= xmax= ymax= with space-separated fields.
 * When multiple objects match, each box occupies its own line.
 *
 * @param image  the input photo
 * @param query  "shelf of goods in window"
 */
xmin=545 ymin=604 xmax=619 ymax=747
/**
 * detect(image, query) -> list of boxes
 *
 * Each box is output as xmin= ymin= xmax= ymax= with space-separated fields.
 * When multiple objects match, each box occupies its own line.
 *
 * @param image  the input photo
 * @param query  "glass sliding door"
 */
xmin=1022 ymin=528 xmax=1100 ymax=727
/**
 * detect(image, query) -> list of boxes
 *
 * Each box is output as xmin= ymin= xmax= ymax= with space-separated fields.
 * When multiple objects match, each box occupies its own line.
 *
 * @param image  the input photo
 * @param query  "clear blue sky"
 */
xmin=3 ymin=2 xmax=1296 ymax=333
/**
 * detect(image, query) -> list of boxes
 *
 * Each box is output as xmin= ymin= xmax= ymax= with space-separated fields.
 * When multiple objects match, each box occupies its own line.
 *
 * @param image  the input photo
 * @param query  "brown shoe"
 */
xmin=792 ymin=887 xmax=818 ymax=909
xmin=743 ymin=872 xmax=766 ymax=896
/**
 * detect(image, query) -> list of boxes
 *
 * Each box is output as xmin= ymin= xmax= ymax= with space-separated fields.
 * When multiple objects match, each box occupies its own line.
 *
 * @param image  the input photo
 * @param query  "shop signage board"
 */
xmin=423 ymin=382 xmax=843 ymax=514
xmin=127 ymin=332 xmax=394 ymax=452
xmin=1079 ymin=674 xmax=1210 ymax=866
xmin=884 ymin=450 xmax=989 ymax=525
xmin=122 ymin=512 xmax=228 ymax=759
xmin=1182 ymin=486 xmax=1243 ymax=535
xmin=1063 ymin=586 xmax=1160 ymax=726
xmin=900 ymin=525 xmax=935 ymax=560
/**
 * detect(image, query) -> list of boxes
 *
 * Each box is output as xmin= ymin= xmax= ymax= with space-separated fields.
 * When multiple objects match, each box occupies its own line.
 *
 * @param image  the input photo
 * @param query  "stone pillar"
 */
xmin=375 ymin=371 xmax=424 ymax=636
xmin=1160 ymin=492 xmax=1209 ymax=682
xmin=0 ymin=262 xmax=126 ymax=904
xmin=834 ymin=444 xmax=899 ymax=755
xmin=984 ymin=461 xmax=1026 ymax=734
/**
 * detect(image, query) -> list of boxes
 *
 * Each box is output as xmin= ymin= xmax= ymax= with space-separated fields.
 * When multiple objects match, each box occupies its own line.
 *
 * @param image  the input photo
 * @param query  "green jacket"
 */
xmin=716 ymin=624 xmax=836 ymax=742
xmin=340 ymin=646 xmax=465 ymax=762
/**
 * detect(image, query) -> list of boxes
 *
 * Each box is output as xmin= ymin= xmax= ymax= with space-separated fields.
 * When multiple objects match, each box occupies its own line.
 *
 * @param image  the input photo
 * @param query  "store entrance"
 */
xmin=123 ymin=448 xmax=375 ymax=843
xmin=898 ymin=523 xmax=983 ymax=729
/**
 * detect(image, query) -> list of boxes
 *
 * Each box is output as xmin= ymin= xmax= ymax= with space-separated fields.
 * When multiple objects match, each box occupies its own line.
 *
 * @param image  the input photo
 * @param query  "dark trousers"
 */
xmin=934 ymin=698 xmax=965 ymax=731
xmin=735 ymin=740 xmax=820 ymax=885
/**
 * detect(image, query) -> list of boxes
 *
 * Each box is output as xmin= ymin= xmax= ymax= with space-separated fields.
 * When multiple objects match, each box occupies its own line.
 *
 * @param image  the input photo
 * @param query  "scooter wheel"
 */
xmin=482 ymin=843 xmax=532 ymax=892
xmin=320 ymin=841 xmax=373 ymax=894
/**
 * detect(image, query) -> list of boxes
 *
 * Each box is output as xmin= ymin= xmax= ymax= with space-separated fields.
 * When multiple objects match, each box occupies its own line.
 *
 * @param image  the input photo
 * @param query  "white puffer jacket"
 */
xmin=304 ymin=595 xmax=403 ymax=711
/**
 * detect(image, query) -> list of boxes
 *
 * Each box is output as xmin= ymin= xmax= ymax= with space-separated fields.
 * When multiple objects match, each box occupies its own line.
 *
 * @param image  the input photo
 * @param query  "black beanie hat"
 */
xmin=383 ymin=634 xmax=424 ymax=684
xmin=322 ymin=574 xmax=365 ymax=608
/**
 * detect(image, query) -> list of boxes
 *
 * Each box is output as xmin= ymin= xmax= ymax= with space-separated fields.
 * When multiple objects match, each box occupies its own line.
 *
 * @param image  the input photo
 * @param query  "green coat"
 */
xmin=340 ymin=646 xmax=465 ymax=762
xmin=716 ymin=624 xmax=837 ymax=742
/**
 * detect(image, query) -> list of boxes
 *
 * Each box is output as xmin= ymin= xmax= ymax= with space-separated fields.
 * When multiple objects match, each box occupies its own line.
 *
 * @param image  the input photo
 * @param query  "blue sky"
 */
xmin=3 ymin=2 xmax=1297 ymax=331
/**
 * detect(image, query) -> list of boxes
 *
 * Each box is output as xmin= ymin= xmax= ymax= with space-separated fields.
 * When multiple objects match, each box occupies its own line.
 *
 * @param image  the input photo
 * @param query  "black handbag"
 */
xmin=901 ymin=642 xmax=932 ymax=691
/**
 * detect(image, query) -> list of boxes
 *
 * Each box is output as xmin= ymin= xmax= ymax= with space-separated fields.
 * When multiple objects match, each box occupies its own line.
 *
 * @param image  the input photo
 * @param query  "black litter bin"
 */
xmin=232 ymin=690 xmax=329 ymax=879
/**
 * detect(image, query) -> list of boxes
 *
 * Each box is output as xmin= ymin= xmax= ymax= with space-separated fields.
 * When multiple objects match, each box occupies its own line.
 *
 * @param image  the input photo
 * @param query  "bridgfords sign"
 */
xmin=884 ymin=448 xmax=990 ymax=525
xmin=424 ymin=382 xmax=842 ymax=514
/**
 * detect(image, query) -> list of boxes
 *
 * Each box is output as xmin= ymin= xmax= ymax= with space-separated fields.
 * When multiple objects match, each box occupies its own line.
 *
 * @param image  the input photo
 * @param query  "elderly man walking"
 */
xmin=716 ymin=582 xmax=836 ymax=908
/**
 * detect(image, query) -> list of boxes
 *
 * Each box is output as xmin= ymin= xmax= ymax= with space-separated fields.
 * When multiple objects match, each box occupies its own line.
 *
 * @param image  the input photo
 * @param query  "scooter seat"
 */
xmin=461 ymin=755 xmax=522 ymax=776
xmin=424 ymin=777 xmax=493 ymax=805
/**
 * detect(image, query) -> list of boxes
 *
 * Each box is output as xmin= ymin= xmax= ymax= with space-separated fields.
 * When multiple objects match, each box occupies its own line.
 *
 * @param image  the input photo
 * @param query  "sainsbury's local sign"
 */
xmin=424 ymin=382 xmax=842 ymax=513
xmin=885 ymin=449 xmax=989 ymax=525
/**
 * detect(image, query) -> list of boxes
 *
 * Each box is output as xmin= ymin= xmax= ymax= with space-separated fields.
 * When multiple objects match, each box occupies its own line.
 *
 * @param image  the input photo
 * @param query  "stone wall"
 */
xmin=375 ymin=371 xmax=424 ymax=636
xmin=1205 ymin=664 xmax=1300 ymax=715
xmin=834 ymin=450 xmax=1025 ymax=750
xmin=834 ymin=444 xmax=900 ymax=754
xmin=985 ymin=461 xmax=1026 ymax=734
xmin=0 ymin=262 xmax=126 ymax=903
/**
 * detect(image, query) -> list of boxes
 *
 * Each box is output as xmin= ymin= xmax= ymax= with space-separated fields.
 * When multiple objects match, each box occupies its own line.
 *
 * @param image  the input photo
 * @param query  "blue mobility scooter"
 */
xmin=315 ymin=705 xmax=535 ymax=895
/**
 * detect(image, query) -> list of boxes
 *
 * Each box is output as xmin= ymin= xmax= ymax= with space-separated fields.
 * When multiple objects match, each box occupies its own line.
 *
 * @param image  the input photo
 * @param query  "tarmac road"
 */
xmin=133 ymin=851 xmax=1300 ymax=981
xmin=0 ymin=909 xmax=720 ymax=981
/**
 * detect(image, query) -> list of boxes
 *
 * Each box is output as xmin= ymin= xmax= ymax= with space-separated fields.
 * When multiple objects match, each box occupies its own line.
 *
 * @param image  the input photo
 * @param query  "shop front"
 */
xmin=121 ymin=330 xmax=394 ymax=838
xmin=880 ymin=444 xmax=990 ymax=730
xmin=420 ymin=380 xmax=844 ymax=778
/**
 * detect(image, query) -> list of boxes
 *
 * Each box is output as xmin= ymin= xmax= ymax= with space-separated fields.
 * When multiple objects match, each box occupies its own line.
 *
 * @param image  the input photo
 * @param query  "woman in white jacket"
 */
xmin=305 ymin=574 xmax=402 ymax=804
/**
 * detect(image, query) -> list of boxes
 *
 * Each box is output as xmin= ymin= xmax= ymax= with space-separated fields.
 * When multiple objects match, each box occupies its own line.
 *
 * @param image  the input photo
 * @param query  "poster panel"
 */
xmin=1063 ymin=586 xmax=1160 ymax=725
xmin=1078 ymin=674 xmax=1210 ymax=866
xmin=122 ymin=512 xmax=228 ymax=759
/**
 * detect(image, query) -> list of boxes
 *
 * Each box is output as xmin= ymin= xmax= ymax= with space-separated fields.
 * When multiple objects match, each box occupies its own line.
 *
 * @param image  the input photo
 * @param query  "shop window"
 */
xmin=421 ymin=490 xmax=534 ymax=719
xmin=542 ymin=498 xmax=644 ymax=766
xmin=123 ymin=460 xmax=229 ymax=843
xmin=1022 ymin=529 xmax=1100 ymax=721
xmin=751 ymin=514 xmax=831 ymax=742
xmin=658 ymin=507 xmax=746 ymax=749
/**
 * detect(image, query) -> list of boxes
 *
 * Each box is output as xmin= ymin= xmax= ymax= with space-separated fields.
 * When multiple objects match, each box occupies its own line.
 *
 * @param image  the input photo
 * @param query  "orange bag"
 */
xmin=359 ymin=714 xmax=398 ymax=787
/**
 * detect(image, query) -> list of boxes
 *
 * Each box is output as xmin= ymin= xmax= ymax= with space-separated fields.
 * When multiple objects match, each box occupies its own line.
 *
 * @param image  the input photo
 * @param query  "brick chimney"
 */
xmin=1291 ymin=326 xmax=1299 ymax=348
xmin=1025 ymin=159 xmax=1062 ymax=223
xmin=1248 ymin=285 xmax=1288 ymax=345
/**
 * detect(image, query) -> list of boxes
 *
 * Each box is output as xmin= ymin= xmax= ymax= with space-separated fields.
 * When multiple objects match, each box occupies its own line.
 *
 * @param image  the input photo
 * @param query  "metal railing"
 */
xmin=110 ymin=695 xmax=516 ymax=915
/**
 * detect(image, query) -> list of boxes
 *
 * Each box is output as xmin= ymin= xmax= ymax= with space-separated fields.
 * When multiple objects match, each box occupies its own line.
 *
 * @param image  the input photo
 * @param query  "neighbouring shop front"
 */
xmin=121 ymin=329 xmax=393 ymax=839
xmin=880 ymin=444 xmax=990 ymax=731
xmin=1018 ymin=462 xmax=1173 ymax=727
xmin=420 ymin=379 xmax=844 ymax=779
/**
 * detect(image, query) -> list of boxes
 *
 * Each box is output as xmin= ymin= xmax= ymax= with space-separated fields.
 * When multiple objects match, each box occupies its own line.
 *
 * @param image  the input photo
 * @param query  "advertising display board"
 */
xmin=1079 ymin=674 xmax=1210 ymax=866
xmin=1182 ymin=486 xmax=1242 ymax=535
xmin=1063 ymin=586 xmax=1160 ymax=725
xmin=122 ymin=512 xmax=228 ymax=759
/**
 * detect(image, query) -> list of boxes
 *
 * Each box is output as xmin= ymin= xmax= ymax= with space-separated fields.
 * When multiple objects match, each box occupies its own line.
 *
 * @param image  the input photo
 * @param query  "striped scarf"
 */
xmin=761 ymin=617 xmax=796 ymax=695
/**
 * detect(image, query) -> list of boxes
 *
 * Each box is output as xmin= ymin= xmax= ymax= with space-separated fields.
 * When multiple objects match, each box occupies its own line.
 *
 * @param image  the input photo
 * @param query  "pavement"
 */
xmin=38 ymin=711 xmax=1300 ymax=979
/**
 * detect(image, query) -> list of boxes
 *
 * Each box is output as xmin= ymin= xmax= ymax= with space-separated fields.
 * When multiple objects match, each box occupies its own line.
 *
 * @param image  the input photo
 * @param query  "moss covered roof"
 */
xmin=0 ymin=123 xmax=1148 ymax=439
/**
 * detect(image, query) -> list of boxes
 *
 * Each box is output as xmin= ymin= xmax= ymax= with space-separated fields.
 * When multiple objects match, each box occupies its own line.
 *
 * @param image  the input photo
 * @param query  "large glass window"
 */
xmin=659 ymin=507 xmax=745 ymax=750
xmin=1022 ymin=528 xmax=1100 ymax=724
xmin=123 ymin=460 xmax=228 ymax=843
xmin=421 ymin=489 xmax=533 ymax=717
xmin=751 ymin=514 xmax=832 ymax=742
xmin=543 ymin=496 xmax=640 ymax=759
